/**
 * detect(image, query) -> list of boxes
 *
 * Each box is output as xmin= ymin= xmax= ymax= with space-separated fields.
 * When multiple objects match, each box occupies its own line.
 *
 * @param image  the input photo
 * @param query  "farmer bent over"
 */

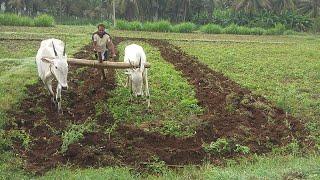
xmin=92 ymin=23 xmax=116 ymax=62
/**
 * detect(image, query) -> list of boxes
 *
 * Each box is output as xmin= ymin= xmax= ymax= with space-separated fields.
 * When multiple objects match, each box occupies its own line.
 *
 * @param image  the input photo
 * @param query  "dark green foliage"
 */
xmin=312 ymin=17 xmax=320 ymax=32
xmin=116 ymin=20 xmax=142 ymax=31
xmin=172 ymin=22 xmax=197 ymax=33
xmin=34 ymin=14 xmax=55 ymax=27
xmin=0 ymin=13 xmax=54 ymax=27
xmin=142 ymin=21 xmax=172 ymax=32
xmin=199 ymin=24 xmax=223 ymax=34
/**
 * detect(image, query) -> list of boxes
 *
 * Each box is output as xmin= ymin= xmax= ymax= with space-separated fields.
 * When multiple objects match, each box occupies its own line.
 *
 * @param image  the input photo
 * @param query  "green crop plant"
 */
xmin=61 ymin=119 xmax=96 ymax=153
xmin=108 ymin=41 xmax=203 ymax=137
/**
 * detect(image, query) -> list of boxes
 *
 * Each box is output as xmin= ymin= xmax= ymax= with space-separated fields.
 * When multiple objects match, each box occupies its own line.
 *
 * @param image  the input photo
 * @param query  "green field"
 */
xmin=0 ymin=25 xmax=319 ymax=179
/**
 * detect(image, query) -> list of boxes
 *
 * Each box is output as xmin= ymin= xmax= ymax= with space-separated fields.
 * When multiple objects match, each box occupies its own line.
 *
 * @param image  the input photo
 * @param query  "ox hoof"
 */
xmin=58 ymin=109 xmax=63 ymax=115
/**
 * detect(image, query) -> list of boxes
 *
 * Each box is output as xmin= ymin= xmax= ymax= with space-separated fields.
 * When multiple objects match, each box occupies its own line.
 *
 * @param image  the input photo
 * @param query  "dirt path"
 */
xmin=6 ymin=38 xmax=309 ymax=175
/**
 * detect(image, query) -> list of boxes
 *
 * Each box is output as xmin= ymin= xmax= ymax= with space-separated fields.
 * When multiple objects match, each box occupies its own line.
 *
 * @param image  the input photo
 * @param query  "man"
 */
xmin=92 ymin=23 xmax=116 ymax=62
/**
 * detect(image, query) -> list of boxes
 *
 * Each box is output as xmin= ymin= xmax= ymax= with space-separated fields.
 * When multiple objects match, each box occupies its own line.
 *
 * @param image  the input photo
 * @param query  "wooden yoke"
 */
xmin=67 ymin=58 xmax=151 ymax=69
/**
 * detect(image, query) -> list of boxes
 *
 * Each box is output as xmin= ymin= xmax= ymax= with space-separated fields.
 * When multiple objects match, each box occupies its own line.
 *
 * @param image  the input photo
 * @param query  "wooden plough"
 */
xmin=67 ymin=58 xmax=151 ymax=69
xmin=67 ymin=58 xmax=151 ymax=82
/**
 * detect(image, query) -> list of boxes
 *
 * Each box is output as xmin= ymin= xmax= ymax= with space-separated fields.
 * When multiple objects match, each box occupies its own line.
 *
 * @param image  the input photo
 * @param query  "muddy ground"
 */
xmin=6 ymin=38 xmax=309 ymax=175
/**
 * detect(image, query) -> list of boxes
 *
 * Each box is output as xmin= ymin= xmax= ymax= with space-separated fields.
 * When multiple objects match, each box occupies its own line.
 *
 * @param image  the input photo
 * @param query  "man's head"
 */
xmin=97 ymin=24 xmax=106 ymax=35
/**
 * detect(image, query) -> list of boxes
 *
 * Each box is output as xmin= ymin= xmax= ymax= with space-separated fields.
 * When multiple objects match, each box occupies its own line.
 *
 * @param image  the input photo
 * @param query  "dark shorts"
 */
xmin=95 ymin=51 xmax=109 ymax=61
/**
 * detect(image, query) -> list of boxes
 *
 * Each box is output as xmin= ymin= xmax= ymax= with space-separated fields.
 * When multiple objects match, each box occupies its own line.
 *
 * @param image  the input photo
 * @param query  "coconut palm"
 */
xmin=234 ymin=0 xmax=272 ymax=13
xmin=298 ymin=0 xmax=320 ymax=18
xmin=272 ymin=0 xmax=297 ymax=14
xmin=8 ymin=0 xmax=25 ymax=13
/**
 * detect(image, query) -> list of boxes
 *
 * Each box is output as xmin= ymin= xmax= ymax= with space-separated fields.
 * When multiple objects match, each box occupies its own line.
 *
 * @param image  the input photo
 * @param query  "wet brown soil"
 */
xmin=6 ymin=38 xmax=309 ymax=175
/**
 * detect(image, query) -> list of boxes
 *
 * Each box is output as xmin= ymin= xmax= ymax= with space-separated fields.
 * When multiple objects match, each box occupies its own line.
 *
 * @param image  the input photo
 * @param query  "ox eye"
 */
xmin=55 ymin=66 xmax=58 ymax=69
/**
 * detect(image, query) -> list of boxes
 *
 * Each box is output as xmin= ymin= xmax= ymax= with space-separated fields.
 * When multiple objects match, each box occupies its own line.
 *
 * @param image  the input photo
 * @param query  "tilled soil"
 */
xmin=6 ymin=38 xmax=309 ymax=175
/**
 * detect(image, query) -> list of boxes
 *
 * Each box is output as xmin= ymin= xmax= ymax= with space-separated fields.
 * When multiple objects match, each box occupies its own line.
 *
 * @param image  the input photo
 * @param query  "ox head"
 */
xmin=42 ymin=41 xmax=69 ymax=89
xmin=126 ymin=58 xmax=144 ymax=97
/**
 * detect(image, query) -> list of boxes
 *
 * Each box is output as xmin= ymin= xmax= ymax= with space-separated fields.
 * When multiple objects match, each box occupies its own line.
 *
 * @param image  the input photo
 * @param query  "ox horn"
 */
xmin=52 ymin=41 xmax=58 ymax=56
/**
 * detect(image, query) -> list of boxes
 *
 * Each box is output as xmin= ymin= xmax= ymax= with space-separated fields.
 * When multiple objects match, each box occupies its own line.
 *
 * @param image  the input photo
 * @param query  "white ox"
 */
xmin=124 ymin=44 xmax=150 ymax=107
xmin=35 ymin=38 xmax=68 ymax=114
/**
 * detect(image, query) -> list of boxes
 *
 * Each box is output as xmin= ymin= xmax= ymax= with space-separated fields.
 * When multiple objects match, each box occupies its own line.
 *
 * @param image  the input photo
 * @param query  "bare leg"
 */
xmin=44 ymin=77 xmax=55 ymax=104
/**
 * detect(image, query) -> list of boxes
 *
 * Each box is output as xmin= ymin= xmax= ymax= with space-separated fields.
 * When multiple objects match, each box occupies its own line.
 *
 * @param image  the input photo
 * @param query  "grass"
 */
xmin=116 ymin=20 xmax=143 ymax=31
xmin=0 ymin=13 xmax=55 ymax=27
xmin=108 ymin=41 xmax=203 ymax=137
xmin=200 ymin=24 xmax=223 ymax=34
xmin=173 ymin=39 xmax=320 ymax=155
xmin=142 ymin=20 xmax=172 ymax=32
xmin=61 ymin=120 xmax=96 ymax=153
xmin=0 ymin=25 xmax=319 ymax=179
xmin=0 ymin=40 xmax=39 ymax=58
xmin=0 ymin=58 xmax=38 ymax=124
xmin=38 ymin=154 xmax=320 ymax=179
xmin=0 ymin=30 xmax=91 ymax=179
xmin=1 ymin=25 xmax=317 ymax=44
xmin=0 ymin=58 xmax=38 ymax=179
xmin=114 ymin=20 xmax=300 ymax=35
xmin=172 ymin=40 xmax=320 ymax=123
xmin=172 ymin=22 xmax=197 ymax=33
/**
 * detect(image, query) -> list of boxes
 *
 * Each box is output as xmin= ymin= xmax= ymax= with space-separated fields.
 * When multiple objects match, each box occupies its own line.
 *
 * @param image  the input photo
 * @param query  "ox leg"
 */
xmin=143 ymin=69 xmax=150 ymax=108
xmin=125 ymin=74 xmax=129 ymax=87
xmin=56 ymin=84 xmax=63 ymax=114
xmin=44 ymin=78 xmax=55 ymax=104
xmin=128 ymin=77 xmax=134 ymax=102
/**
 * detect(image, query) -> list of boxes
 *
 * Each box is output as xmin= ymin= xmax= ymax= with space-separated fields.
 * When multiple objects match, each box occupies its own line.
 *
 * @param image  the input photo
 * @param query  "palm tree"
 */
xmin=272 ymin=0 xmax=296 ymax=14
xmin=8 ymin=0 xmax=25 ymax=13
xmin=298 ymin=0 xmax=320 ymax=18
xmin=118 ymin=0 xmax=139 ymax=21
xmin=234 ymin=0 xmax=272 ymax=13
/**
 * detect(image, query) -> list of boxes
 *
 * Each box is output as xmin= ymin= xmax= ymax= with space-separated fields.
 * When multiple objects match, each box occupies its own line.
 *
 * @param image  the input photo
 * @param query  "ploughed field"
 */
xmin=3 ymin=36 xmax=311 ymax=175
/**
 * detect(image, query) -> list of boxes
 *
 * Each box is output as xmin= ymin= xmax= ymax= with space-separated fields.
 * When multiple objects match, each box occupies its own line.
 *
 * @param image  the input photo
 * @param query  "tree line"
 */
xmin=0 ymin=0 xmax=319 ymax=23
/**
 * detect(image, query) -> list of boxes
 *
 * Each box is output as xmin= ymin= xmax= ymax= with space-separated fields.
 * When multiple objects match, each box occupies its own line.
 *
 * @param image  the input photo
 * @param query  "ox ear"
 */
xmin=41 ymin=57 xmax=54 ymax=64
xmin=124 ymin=71 xmax=131 ymax=75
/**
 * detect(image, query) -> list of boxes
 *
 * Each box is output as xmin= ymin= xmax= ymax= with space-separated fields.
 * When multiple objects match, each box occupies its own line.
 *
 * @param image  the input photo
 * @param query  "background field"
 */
xmin=0 ymin=25 xmax=319 ymax=179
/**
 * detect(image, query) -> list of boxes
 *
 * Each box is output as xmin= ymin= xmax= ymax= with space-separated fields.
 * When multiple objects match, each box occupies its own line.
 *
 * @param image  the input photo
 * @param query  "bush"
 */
xmin=203 ymin=138 xmax=251 ymax=156
xmin=203 ymin=138 xmax=231 ymax=155
xmin=128 ymin=21 xmax=143 ymax=31
xmin=61 ymin=120 xmax=95 ymax=153
xmin=312 ymin=17 xmax=320 ymax=33
xmin=265 ymin=23 xmax=286 ymax=35
xmin=116 ymin=20 xmax=142 ymax=31
xmin=249 ymin=27 xmax=266 ymax=35
xmin=0 ymin=13 xmax=33 ymax=26
xmin=224 ymin=24 xmax=242 ymax=34
xmin=212 ymin=9 xmax=233 ymax=27
xmin=34 ymin=14 xmax=55 ymax=27
xmin=192 ymin=11 xmax=212 ymax=25
xmin=142 ymin=20 xmax=172 ymax=32
xmin=199 ymin=24 xmax=223 ymax=34
xmin=278 ymin=11 xmax=312 ymax=31
xmin=116 ymin=19 xmax=130 ymax=30
xmin=0 ymin=13 xmax=54 ymax=27
xmin=283 ymin=30 xmax=297 ymax=35
xmin=172 ymin=22 xmax=196 ymax=33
